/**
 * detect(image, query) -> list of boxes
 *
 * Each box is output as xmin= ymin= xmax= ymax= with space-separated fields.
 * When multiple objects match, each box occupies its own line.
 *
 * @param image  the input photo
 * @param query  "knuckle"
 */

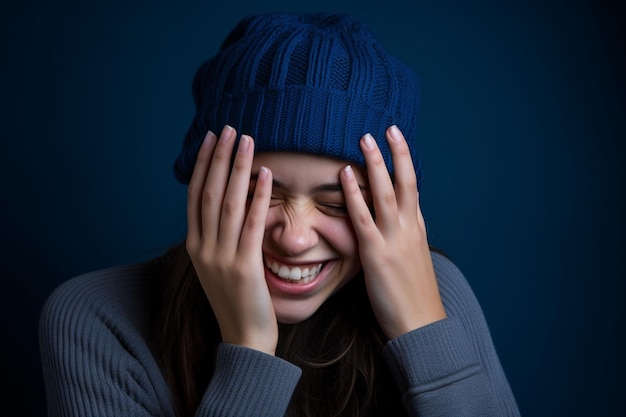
xmin=369 ymin=152 xmax=386 ymax=167
xmin=400 ymin=177 xmax=418 ymax=191
xmin=383 ymin=191 xmax=396 ymax=204
xmin=245 ymin=212 xmax=265 ymax=231
xmin=356 ymin=211 xmax=373 ymax=228
xmin=197 ymin=246 xmax=218 ymax=266
xmin=409 ymin=224 xmax=428 ymax=246
xmin=395 ymin=141 xmax=411 ymax=156
xmin=211 ymin=149 xmax=231 ymax=165
xmin=221 ymin=200 xmax=237 ymax=217
xmin=202 ymin=188 xmax=218 ymax=204
xmin=187 ymin=184 xmax=199 ymax=200
xmin=230 ymin=155 xmax=248 ymax=173
xmin=252 ymin=183 xmax=270 ymax=199
xmin=230 ymin=261 xmax=248 ymax=278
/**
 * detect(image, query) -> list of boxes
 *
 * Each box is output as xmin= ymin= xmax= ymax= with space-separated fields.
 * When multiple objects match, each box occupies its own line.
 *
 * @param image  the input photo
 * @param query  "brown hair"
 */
xmin=152 ymin=242 xmax=408 ymax=417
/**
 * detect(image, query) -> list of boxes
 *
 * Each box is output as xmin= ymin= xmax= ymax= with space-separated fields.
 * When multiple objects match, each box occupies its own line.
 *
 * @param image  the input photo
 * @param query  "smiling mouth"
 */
xmin=264 ymin=256 xmax=326 ymax=284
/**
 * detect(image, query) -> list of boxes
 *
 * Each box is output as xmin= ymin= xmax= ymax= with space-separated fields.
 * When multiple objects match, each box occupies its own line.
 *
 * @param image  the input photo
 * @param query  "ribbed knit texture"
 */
xmin=198 ymin=344 xmax=301 ymax=416
xmin=382 ymin=252 xmax=520 ymax=416
xmin=38 ymin=260 xmax=177 ymax=416
xmin=173 ymin=13 xmax=422 ymax=186
xmin=39 ymin=253 xmax=520 ymax=416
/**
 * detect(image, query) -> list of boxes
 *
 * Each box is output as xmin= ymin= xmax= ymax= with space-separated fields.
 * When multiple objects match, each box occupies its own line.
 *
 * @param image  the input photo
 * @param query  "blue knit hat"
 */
xmin=174 ymin=12 xmax=422 ymax=187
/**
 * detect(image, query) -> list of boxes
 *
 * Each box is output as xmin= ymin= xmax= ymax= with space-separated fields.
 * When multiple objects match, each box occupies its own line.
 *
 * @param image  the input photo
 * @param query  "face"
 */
xmin=250 ymin=152 xmax=370 ymax=324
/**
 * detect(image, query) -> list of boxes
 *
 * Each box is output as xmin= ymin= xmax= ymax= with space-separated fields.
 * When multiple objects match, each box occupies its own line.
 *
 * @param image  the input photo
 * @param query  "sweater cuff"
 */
xmin=198 ymin=343 xmax=302 ymax=417
xmin=382 ymin=317 xmax=481 ymax=395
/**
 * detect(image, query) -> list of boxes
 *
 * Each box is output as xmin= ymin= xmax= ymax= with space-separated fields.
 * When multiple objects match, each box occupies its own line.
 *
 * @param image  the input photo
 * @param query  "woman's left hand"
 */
xmin=340 ymin=125 xmax=447 ymax=339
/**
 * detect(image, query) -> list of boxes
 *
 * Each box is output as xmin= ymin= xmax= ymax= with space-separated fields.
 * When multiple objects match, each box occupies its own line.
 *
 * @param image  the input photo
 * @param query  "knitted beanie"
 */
xmin=174 ymin=12 xmax=422 ymax=187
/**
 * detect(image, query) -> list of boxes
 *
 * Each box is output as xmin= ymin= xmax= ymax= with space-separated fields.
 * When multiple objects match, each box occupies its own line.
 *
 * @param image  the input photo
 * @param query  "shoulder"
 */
xmin=430 ymin=251 xmax=486 ymax=319
xmin=431 ymin=250 xmax=466 ymax=283
xmin=39 ymin=258 xmax=178 ymax=415
xmin=39 ymin=258 xmax=163 ymax=344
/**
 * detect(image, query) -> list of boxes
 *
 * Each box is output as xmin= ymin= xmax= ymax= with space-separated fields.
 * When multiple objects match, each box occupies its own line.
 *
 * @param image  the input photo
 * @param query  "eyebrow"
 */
xmin=250 ymin=173 xmax=369 ymax=192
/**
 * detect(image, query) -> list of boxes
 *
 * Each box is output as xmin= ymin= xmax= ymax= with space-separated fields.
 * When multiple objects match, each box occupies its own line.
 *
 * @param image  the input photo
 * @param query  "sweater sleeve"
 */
xmin=195 ymin=344 xmax=301 ymax=417
xmin=39 ymin=263 xmax=302 ymax=417
xmin=382 ymin=252 xmax=520 ymax=416
xmin=38 ymin=264 xmax=178 ymax=417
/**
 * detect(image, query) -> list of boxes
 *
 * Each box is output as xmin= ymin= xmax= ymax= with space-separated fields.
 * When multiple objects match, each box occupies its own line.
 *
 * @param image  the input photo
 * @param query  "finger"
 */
xmin=187 ymin=130 xmax=217 ymax=247
xmin=238 ymin=166 xmax=272 ymax=256
xmin=386 ymin=125 xmax=419 ymax=218
xmin=218 ymin=135 xmax=255 ymax=248
xmin=200 ymin=125 xmax=238 ymax=242
xmin=360 ymin=133 xmax=399 ymax=232
xmin=340 ymin=164 xmax=378 ymax=243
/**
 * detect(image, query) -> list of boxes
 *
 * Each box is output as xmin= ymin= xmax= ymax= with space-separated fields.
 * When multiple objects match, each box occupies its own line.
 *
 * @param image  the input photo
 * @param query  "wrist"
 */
xmin=222 ymin=332 xmax=278 ymax=357
xmin=385 ymin=301 xmax=447 ymax=339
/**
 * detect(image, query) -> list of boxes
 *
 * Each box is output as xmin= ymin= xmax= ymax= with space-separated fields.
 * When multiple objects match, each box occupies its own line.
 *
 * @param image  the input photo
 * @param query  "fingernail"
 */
xmin=220 ymin=125 xmax=235 ymax=142
xmin=389 ymin=125 xmax=402 ymax=142
xmin=259 ymin=166 xmax=270 ymax=179
xmin=362 ymin=133 xmax=375 ymax=150
xmin=343 ymin=164 xmax=354 ymax=179
xmin=202 ymin=130 xmax=216 ymax=147
xmin=239 ymin=135 xmax=251 ymax=153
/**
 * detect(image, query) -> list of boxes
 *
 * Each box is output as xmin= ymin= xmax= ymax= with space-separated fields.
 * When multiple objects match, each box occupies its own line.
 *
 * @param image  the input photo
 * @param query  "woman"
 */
xmin=39 ymin=12 xmax=520 ymax=416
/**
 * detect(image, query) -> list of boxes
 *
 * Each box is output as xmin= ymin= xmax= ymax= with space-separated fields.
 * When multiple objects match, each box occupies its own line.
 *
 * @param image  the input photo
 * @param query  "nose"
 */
xmin=269 ymin=211 xmax=319 ymax=257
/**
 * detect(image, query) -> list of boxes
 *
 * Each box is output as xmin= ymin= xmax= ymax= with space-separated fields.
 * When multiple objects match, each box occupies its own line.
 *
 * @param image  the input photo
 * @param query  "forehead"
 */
xmin=251 ymin=152 xmax=368 ymax=186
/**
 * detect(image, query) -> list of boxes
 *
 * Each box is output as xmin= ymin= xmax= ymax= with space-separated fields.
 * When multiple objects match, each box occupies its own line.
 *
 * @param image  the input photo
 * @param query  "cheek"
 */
xmin=321 ymin=217 xmax=360 ymax=259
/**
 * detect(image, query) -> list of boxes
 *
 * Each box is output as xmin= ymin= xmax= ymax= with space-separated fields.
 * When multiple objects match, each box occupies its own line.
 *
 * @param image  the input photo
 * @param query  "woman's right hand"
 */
xmin=186 ymin=125 xmax=278 ymax=356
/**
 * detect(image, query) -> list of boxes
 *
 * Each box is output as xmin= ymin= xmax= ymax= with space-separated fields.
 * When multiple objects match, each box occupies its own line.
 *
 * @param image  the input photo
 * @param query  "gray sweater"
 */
xmin=39 ymin=252 xmax=520 ymax=416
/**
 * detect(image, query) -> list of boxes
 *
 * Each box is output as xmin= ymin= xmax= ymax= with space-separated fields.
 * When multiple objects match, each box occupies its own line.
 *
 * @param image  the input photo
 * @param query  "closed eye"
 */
xmin=317 ymin=203 xmax=348 ymax=217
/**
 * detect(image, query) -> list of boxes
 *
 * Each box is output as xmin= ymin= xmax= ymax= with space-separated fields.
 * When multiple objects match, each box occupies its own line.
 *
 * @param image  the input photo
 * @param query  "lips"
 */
xmin=264 ymin=256 xmax=325 ymax=284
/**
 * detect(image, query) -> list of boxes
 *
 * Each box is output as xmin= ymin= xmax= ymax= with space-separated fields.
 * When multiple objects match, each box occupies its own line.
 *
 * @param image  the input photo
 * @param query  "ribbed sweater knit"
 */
xmin=39 ymin=252 xmax=520 ymax=416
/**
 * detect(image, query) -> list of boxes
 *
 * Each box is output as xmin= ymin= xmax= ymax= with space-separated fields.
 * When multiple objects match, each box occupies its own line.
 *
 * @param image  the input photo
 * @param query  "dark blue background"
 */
xmin=2 ymin=0 xmax=624 ymax=415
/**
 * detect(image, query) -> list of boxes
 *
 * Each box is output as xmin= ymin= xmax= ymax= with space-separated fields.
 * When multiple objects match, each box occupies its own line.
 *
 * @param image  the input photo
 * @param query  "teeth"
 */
xmin=265 ymin=258 xmax=324 ymax=283
xmin=289 ymin=267 xmax=302 ymax=281
xmin=278 ymin=265 xmax=290 ymax=279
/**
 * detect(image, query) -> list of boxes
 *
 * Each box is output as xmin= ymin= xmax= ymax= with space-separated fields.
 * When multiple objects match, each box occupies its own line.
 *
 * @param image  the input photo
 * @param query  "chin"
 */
xmin=273 ymin=299 xmax=321 ymax=324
